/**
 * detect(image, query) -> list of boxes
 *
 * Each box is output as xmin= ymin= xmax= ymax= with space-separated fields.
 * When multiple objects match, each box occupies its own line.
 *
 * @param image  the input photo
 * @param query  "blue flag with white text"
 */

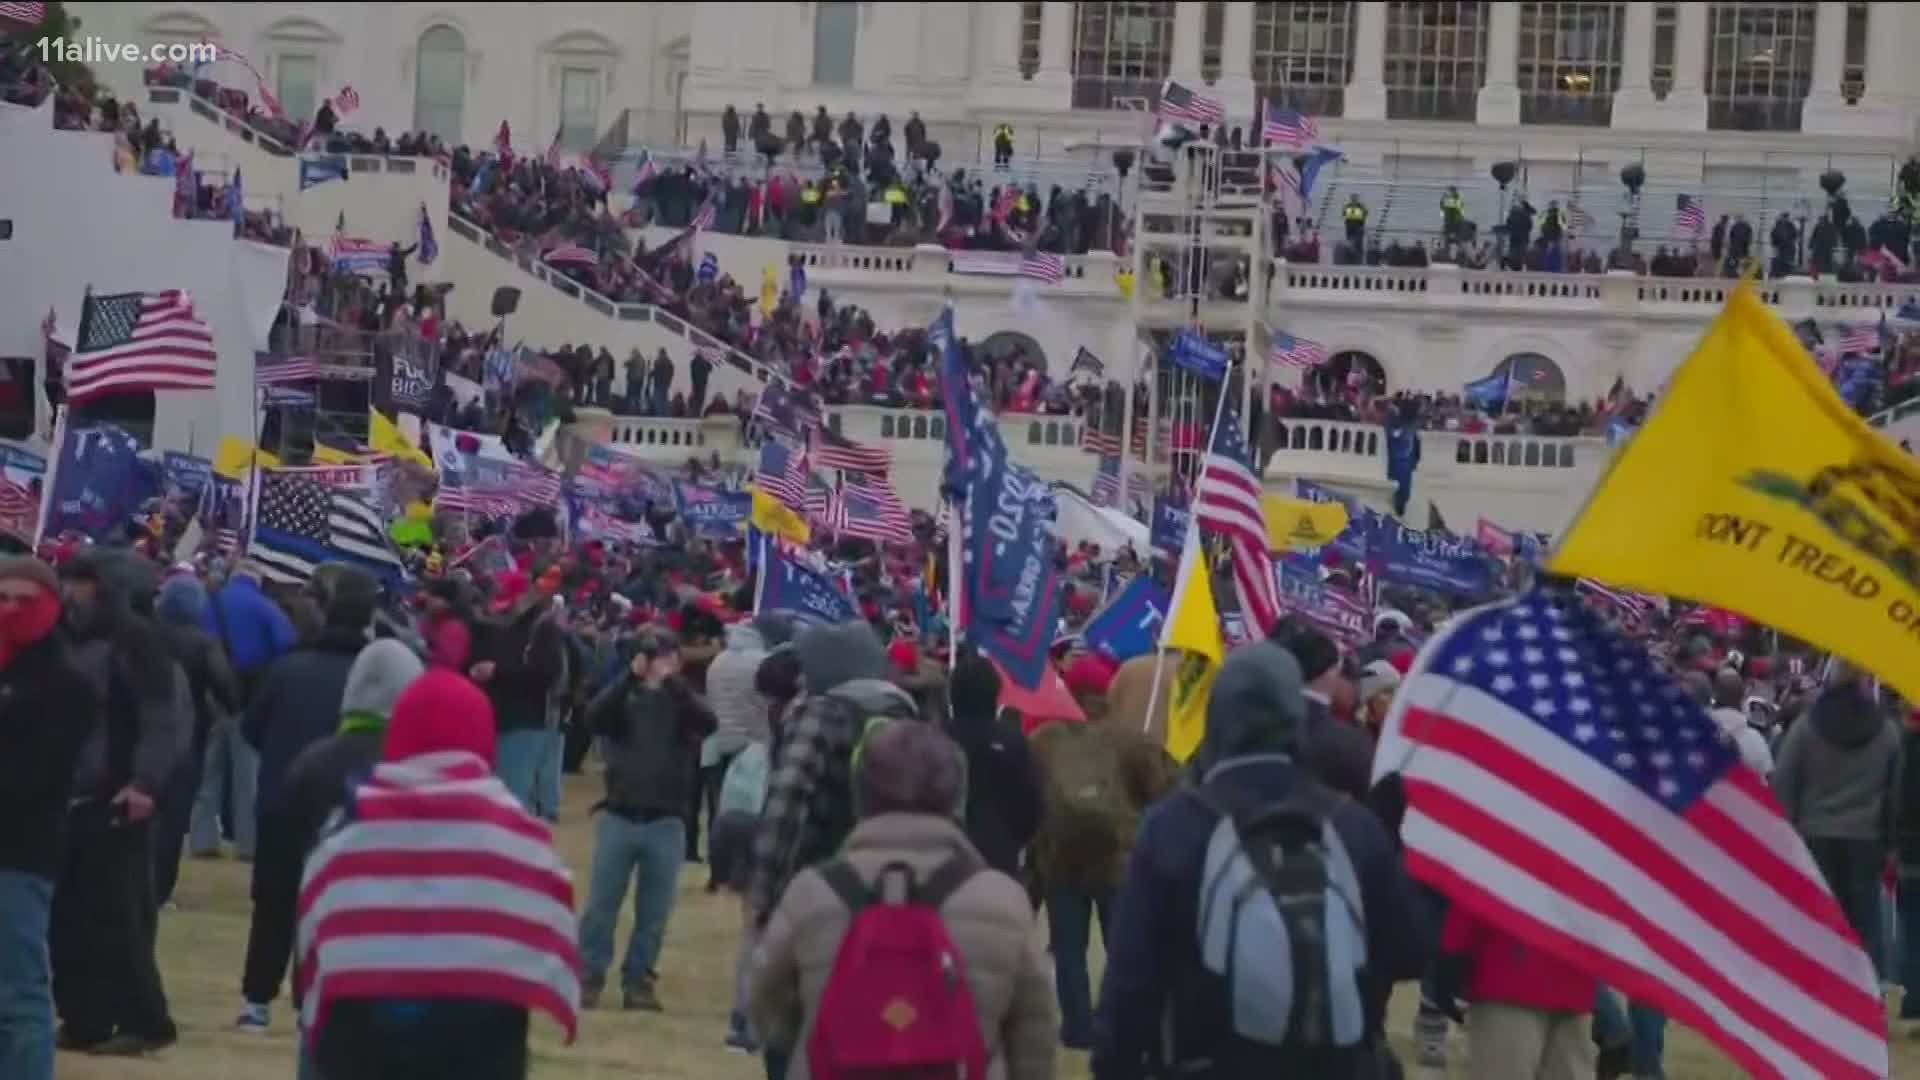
xmin=1080 ymin=574 xmax=1171 ymax=664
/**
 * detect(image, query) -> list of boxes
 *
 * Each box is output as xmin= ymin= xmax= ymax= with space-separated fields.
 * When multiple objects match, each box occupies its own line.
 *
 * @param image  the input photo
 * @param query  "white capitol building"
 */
xmin=5 ymin=1 xmax=1920 ymax=532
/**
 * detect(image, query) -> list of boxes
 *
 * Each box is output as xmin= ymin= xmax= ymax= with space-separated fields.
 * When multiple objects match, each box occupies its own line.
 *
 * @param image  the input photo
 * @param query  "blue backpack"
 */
xmin=1193 ymin=772 xmax=1368 ymax=1054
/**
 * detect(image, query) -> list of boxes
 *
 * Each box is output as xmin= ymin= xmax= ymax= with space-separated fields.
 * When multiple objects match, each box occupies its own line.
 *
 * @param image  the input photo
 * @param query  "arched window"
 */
xmin=1310 ymin=349 xmax=1386 ymax=397
xmin=1072 ymin=1 xmax=1175 ymax=110
xmin=1252 ymin=2 xmax=1355 ymax=118
xmin=1383 ymin=1 xmax=1490 ymax=121
xmin=1486 ymin=351 xmax=1568 ymax=403
xmin=1705 ymin=1 xmax=1816 ymax=131
xmin=1517 ymin=2 xmax=1625 ymax=125
xmin=413 ymin=25 xmax=466 ymax=144
xmin=274 ymin=54 xmax=318 ymax=124
xmin=813 ymin=1 xmax=860 ymax=86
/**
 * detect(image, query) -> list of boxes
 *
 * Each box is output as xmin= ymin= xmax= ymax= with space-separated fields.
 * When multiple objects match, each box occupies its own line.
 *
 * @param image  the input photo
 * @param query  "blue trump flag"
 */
xmin=45 ymin=423 xmax=145 ymax=540
xmin=1463 ymin=371 xmax=1510 ymax=410
xmin=298 ymin=156 xmax=350 ymax=190
xmin=1149 ymin=495 xmax=1189 ymax=556
xmin=1371 ymin=521 xmax=1493 ymax=598
xmin=672 ymin=480 xmax=751 ymax=537
xmin=1080 ymin=573 xmax=1171 ymax=664
xmin=934 ymin=307 xmax=1063 ymax=690
xmin=760 ymin=539 xmax=858 ymax=624
xmin=1167 ymin=329 xmax=1228 ymax=382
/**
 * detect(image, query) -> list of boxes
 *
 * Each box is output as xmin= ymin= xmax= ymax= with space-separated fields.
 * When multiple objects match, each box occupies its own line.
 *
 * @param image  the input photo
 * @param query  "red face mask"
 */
xmin=0 ymin=581 xmax=60 ymax=669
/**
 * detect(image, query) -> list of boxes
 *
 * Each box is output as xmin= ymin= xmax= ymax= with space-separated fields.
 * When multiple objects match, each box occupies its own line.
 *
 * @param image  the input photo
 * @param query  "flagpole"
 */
xmin=946 ymin=492 xmax=965 ymax=673
xmin=32 ymin=406 xmax=66 ymax=549
xmin=1140 ymin=384 xmax=1234 ymax=735
xmin=752 ymin=529 xmax=768 ymax=613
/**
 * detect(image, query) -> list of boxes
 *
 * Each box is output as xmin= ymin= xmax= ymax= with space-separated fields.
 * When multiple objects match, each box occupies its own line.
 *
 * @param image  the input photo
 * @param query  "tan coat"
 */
xmin=748 ymin=813 xmax=1057 ymax=1080
xmin=1103 ymin=653 xmax=1170 ymax=745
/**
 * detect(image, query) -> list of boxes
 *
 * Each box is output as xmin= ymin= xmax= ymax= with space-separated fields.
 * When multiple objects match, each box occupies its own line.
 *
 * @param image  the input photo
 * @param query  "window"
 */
xmin=1019 ymin=1 xmax=1043 ymax=78
xmin=1488 ymin=352 xmax=1567 ymax=402
xmin=274 ymin=53 xmax=318 ymax=124
xmin=1071 ymin=1 xmax=1175 ymax=110
xmin=1841 ymin=1 xmax=1866 ymax=102
xmin=1383 ymin=1 xmax=1490 ymax=122
xmin=558 ymin=67 xmax=600 ymax=149
xmin=1252 ymin=1 xmax=1354 ymax=116
xmin=812 ymin=0 xmax=859 ymax=86
xmin=1517 ymin=2 xmax=1625 ymax=125
xmin=1705 ymin=1 xmax=1816 ymax=131
xmin=1650 ymin=2 xmax=1676 ymax=98
xmin=1200 ymin=1 xmax=1225 ymax=84
xmin=412 ymin=25 xmax=466 ymax=144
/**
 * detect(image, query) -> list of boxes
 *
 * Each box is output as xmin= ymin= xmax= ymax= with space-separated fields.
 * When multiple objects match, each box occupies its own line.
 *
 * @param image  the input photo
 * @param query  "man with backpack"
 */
xmin=945 ymin=652 xmax=1042 ymax=880
xmin=1030 ymin=694 xmax=1176 ymax=1050
xmin=748 ymin=719 xmax=1056 ymax=1080
xmin=745 ymin=621 xmax=920 ymax=932
xmin=1092 ymin=638 xmax=1432 ymax=1080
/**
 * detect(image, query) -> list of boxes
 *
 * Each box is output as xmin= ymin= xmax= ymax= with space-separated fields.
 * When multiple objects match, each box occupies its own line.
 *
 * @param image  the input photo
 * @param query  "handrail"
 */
xmin=445 ymin=211 xmax=780 ymax=387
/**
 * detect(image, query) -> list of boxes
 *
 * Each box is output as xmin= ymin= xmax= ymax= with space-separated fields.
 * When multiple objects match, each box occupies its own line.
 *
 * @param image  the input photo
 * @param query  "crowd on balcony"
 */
xmin=1270 ymin=383 xmax=1646 ymax=439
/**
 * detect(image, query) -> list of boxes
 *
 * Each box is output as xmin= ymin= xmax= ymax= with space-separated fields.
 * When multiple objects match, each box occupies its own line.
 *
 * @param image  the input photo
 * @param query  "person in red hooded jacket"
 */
xmin=1434 ymin=904 xmax=1600 ymax=1079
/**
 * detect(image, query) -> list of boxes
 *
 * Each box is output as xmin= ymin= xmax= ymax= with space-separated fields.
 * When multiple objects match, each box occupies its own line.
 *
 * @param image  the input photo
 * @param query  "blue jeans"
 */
xmin=577 ymin=813 xmax=685 ymax=988
xmin=1899 ymin=880 xmax=1920 ymax=1018
xmin=1592 ymin=988 xmax=1666 ymax=1077
xmin=1046 ymin=888 xmax=1112 ymax=1047
xmin=191 ymin=713 xmax=257 ymax=857
xmin=0 ymin=871 xmax=53 ymax=1080
xmin=530 ymin=730 xmax=563 ymax=823
xmin=494 ymin=730 xmax=548 ymax=813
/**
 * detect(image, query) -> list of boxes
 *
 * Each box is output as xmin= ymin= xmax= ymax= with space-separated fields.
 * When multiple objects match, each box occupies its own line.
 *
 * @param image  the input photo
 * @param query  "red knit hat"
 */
xmin=383 ymin=670 xmax=497 ymax=767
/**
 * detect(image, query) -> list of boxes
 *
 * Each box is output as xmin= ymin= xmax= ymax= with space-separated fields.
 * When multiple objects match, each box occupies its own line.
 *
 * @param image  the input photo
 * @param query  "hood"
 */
xmin=827 ymin=676 xmax=919 ymax=720
xmin=1810 ymin=684 xmax=1888 ymax=750
xmin=795 ymin=620 xmax=890 ymax=695
xmin=383 ymin=669 xmax=497 ymax=765
xmin=1198 ymin=639 xmax=1308 ymax=771
xmin=341 ymin=638 xmax=427 ymax=723
xmin=723 ymin=621 xmax=768 ymax=655
xmin=60 ymin=547 xmax=154 ymax=635
xmin=157 ymin=576 xmax=207 ymax=628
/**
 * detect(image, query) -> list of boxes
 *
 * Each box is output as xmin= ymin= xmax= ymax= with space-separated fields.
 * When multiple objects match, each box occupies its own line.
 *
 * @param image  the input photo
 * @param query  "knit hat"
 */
xmin=795 ymin=620 xmax=890 ymax=695
xmin=1357 ymin=658 xmax=1401 ymax=702
xmin=383 ymin=669 xmax=497 ymax=766
xmin=341 ymin=639 xmax=427 ymax=721
xmin=156 ymin=576 xmax=208 ymax=627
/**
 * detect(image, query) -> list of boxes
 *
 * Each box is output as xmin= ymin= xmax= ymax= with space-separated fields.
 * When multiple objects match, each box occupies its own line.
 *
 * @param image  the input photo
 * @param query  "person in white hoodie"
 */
xmin=1708 ymin=668 xmax=1773 ymax=776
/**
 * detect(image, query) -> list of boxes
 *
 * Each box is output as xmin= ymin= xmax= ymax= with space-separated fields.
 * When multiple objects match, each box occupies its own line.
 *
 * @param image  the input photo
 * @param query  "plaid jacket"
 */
xmin=746 ymin=678 xmax=917 ymax=925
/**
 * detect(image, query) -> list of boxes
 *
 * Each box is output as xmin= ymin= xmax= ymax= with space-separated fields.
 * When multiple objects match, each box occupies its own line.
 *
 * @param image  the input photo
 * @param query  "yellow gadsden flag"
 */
xmin=212 ymin=437 xmax=279 ymax=480
xmin=1550 ymin=282 xmax=1920 ymax=702
xmin=1262 ymin=495 xmax=1351 ymax=551
xmin=368 ymin=409 xmax=434 ymax=473
xmin=1162 ymin=533 xmax=1225 ymax=763
xmin=750 ymin=489 xmax=810 ymax=545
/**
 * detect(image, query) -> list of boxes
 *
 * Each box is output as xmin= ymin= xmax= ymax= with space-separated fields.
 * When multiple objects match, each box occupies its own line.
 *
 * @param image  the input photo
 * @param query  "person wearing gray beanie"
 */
xmin=235 ymin=638 xmax=424 ymax=1035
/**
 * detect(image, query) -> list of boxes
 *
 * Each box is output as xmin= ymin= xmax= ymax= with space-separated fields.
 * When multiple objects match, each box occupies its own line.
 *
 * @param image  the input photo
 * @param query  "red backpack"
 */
xmin=807 ymin=855 xmax=989 ymax=1080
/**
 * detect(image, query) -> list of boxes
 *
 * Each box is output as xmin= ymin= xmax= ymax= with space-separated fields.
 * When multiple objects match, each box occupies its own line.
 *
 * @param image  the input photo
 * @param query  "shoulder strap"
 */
xmin=913 ymin=850 xmax=983 ymax=908
xmin=817 ymin=859 xmax=871 ymax=913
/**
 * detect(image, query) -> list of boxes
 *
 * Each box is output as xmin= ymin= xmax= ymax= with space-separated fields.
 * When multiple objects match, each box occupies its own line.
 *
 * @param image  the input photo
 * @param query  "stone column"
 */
xmin=1212 ymin=1 xmax=1258 ymax=123
xmin=1476 ymin=0 xmax=1521 ymax=124
xmin=1036 ymin=1 xmax=1074 ymax=89
xmin=1664 ymin=0 xmax=1709 ymax=128
xmin=1169 ymin=0 xmax=1205 ymax=85
xmin=1801 ymin=0 xmax=1851 ymax=128
xmin=1611 ymin=1 xmax=1659 ymax=127
xmin=1344 ymin=0 xmax=1388 ymax=121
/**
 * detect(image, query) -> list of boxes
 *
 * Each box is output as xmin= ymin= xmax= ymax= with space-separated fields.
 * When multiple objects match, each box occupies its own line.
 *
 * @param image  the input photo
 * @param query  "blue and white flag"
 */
xmin=45 ymin=423 xmax=146 ymax=540
xmin=1167 ymin=329 xmax=1228 ymax=382
xmin=1080 ymin=574 xmax=1171 ymax=664
xmin=298 ymin=155 xmax=349 ymax=190
xmin=672 ymin=480 xmax=751 ymax=536
xmin=759 ymin=536 xmax=858 ymax=623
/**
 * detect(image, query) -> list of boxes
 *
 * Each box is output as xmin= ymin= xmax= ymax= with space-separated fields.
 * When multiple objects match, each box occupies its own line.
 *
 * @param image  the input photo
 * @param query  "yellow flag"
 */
xmin=1262 ymin=495 xmax=1351 ymax=551
xmin=212 ymin=437 xmax=279 ymax=480
xmin=368 ymin=410 xmax=434 ymax=472
xmin=1550 ymin=282 xmax=1920 ymax=702
xmin=1162 ymin=535 xmax=1225 ymax=762
xmin=751 ymin=489 xmax=810 ymax=545
xmin=310 ymin=443 xmax=364 ymax=465
xmin=760 ymin=266 xmax=778 ymax=317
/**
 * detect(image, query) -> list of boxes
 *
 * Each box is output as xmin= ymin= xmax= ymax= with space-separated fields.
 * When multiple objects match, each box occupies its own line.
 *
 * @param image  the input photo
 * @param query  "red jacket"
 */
xmin=421 ymin=612 xmax=472 ymax=672
xmin=1441 ymin=905 xmax=1599 ymax=1014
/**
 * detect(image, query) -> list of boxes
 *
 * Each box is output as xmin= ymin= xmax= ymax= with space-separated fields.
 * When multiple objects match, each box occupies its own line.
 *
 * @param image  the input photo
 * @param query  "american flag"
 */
xmin=1195 ymin=409 xmax=1281 ymax=636
xmin=67 ymin=291 xmax=217 ymax=404
xmin=503 ymin=462 xmax=564 ymax=507
xmin=1269 ymin=331 xmax=1328 ymax=371
xmin=543 ymin=245 xmax=597 ymax=269
xmin=0 ymin=477 xmax=36 ymax=539
xmin=690 ymin=195 xmax=718 ymax=232
xmin=1019 ymin=251 xmax=1066 ymax=284
xmin=1675 ymin=193 xmax=1707 ymax=238
xmin=1091 ymin=453 xmax=1122 ymax=507
xmin=1261 ymin=105 xmax=1319 ymax=150
xmin=333 ymin=84 xmax=360 ymax=115
xmin=812 ymin=425 xmax=891 ymax=474
xmin=1156 ymin=79 xmax=1226 ymax=128
xmin=1576 ymin=577 xmax=1656 ymax=629
xmin=0 ymin=2 xmax=45 ymax=26
xmin=1081 ymin=427 xmax=1123 ymax=457
xmin=752 ymin=381 xmax=821 ymax=439
xmin=331 ymin=235 xmax=387 ymax=274
xmin=432 ymin=482 xmax=519 ymax=520
xmin=754 ymin=437 xmax=811 ymax=511
xmin=1834 ymin=321 xmax=1882 ymax=357
xmin=294 ymin=752 xmax=579 ymax=1046
xmin=1380 ymin=591 xmax=1886 ymax=1080
xmin=251 ymin=468 xmax=401 ymax=585
xmin=254 ymin=350 xmax=319 ymax=386
xmin=835 ymin=478 xmax=914 ymax=544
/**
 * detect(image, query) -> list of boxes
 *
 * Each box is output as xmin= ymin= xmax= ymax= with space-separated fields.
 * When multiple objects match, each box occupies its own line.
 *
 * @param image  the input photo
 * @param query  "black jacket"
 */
xmin=0 ymin=636 xmax=98 ymax=879
xmin=474 ymin=609 xmax=565 ymax=733
xmin=589 ymin=673 xmax=715 ymax=817
xmin=948 ymin=708 xmax=1042 ymax=878
xmin=159 ymin=622 xmax=239 ymax=752
xmin=245 ymin=726 xmax=384 ymax=1006
xmin=246 ymin=628 xmax=368 ymax=808
xmin=1901 ymin=727 xmax=1920 ymax=879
